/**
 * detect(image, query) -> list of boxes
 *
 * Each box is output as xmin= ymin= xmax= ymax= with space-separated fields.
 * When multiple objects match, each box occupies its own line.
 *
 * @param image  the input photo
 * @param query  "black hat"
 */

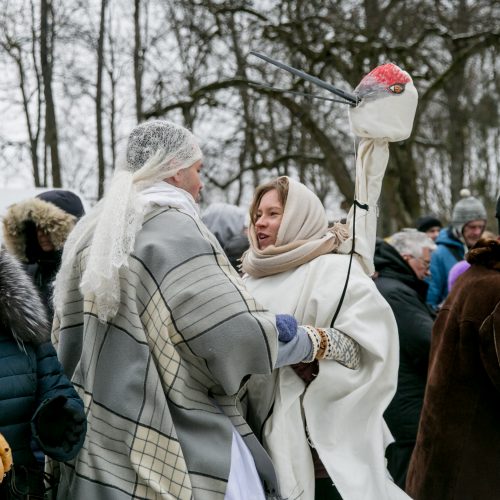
xmin=37 ymin=190 xmax=85 ymax=219
xmin=415 ymin=215 xmax=442 ymax=233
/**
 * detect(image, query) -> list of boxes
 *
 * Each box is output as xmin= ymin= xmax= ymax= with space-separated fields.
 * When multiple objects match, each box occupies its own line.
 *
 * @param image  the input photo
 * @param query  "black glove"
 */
xmin=35 ymin=396 xmax=86 ymax=453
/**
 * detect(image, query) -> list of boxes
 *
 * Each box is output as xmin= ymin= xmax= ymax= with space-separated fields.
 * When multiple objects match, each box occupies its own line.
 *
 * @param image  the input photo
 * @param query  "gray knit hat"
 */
xmin=451 ymin=189 xmax=487 ymax=232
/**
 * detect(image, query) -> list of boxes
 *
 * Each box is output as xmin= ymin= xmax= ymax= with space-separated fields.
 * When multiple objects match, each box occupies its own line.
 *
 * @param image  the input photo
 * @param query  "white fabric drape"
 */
xmin=245 ymin=256 xmax=410 ymax=500
xmin=139 ymin=181 xmax=199 ymax=218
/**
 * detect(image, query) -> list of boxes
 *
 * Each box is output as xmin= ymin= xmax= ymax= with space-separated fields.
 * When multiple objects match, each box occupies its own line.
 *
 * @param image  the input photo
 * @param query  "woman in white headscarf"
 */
xmin=242 ymin=176 xmax=410 ymax=500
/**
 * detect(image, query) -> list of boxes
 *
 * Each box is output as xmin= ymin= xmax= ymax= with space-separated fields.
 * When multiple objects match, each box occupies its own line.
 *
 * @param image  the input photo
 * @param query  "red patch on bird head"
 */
xmin=359 ymin=63 xmax=411 ymax=87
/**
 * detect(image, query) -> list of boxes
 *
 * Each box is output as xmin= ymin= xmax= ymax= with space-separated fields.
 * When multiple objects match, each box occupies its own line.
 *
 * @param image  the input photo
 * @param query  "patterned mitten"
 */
xmin=0 ymin=433 xmax=13 ymax=482
xmin=302 ymin=326 xmax=361 ymax=369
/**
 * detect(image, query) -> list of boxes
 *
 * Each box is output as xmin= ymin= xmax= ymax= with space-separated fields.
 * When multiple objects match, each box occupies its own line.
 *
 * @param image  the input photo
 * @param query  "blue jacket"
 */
xmin=0 ymin=250 xmax=86 ymax=466
xmin=426 ymin=228 xmax=465 ymax=308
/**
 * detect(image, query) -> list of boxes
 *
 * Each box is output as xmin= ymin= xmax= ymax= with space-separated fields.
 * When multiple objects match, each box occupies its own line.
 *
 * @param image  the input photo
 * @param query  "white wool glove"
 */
xmin=301 ymin=326 xmax=361 ymax=369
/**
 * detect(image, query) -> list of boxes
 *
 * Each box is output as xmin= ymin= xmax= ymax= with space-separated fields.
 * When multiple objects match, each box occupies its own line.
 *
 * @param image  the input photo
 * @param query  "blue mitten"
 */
xmin=276 ymin=314 xmax=298 ymax=342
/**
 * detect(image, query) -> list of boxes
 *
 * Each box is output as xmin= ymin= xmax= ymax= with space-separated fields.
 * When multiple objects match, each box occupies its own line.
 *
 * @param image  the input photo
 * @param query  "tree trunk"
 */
xmin=227 ymin=12 xmax=259 ymax=198
xmin=15 ymin=54 xmax=41 ymax=186
xmin=96 ymin=0 xmax=107 ymax=199
xmin=40 ymin=0 xmax=61 ymax=186
xmin=445 ymin=64 xmax=468 ymax=205
xmin=134 ymin=0 xmax=143 ymax=123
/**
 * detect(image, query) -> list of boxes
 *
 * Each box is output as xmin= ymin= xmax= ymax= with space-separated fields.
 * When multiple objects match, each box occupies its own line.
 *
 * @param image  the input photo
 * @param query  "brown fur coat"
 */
xmin=406 ymin=238 xmax=500 ymax=499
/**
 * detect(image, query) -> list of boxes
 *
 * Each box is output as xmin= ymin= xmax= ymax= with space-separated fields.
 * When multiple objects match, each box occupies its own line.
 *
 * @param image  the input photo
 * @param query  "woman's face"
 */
xmin=254 ymin=189 xmax=283 ymax=250
xmin=36 ymin=227 xmax=55 ymax=252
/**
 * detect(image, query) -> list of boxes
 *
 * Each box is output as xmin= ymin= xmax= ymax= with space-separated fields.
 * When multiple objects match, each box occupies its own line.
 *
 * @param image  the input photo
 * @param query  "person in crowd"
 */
xmin=406 ymin=233 xmax=500 ymax=499
xmin=447 ymin=259 xmax=471 ymax=291
xmin=242 ymin=176 xmax=410 ymax=500
xmin=447 ymin=230 xmax=498 ymax=291
xmin=201 ymin=202 xmax=249 ymax=272
xmin=426 ymin=188 xmax=486 ymax=309
xmin=51 ymin=120 xmax=359 ymax=500
xmin=373 ymin=229 xmax=436 ymax=490
xmin=0 ymin=249 xmax=86 ymax=499
xmin=415 ymin=215 xmax=442 ymax=241
xmin=2 ymin=190 xmax=85 ymax=319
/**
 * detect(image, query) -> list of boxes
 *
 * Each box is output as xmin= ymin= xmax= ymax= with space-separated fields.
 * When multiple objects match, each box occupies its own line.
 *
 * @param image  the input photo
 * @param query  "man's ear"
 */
xmin=165 ymin=170 xmax=183 ymax=187
xmin=401 ymin=254 xmax=412 ymax=263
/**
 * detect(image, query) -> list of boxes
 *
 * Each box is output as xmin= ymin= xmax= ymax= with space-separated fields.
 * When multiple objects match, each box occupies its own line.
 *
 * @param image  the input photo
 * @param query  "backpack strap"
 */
xmin=446 ymin=244 xmax=464 ymax=262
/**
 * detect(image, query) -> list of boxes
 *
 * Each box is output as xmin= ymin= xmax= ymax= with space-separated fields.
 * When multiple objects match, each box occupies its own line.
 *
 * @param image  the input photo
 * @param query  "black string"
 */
xmin=354 ymin=200 xmax=369 ymax=211
xmin=329 ymin=199 xmax=369 ymax=328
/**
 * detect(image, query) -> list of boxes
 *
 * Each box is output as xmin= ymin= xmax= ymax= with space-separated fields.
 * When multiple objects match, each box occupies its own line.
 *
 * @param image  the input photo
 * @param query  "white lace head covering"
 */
xmin=54 ymin=120 xmax=202 ymax=322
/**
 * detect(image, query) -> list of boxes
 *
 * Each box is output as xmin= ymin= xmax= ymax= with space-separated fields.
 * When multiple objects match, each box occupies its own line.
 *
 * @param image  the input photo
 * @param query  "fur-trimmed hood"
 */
xmin=466 ymin=237 xmax=500 ymax=270
xmin=2 ymin=190 xmax=83 ymax=263
xmin=0 ymin=249 xmax=50 ymax=344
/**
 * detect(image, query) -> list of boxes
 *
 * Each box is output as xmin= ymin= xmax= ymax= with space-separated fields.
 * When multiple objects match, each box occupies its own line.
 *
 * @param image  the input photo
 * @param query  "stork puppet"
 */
xmin=247 ymin=54 xmax=418 ymax=500
xmin=250 ymin=52 xmax=418 ymax=276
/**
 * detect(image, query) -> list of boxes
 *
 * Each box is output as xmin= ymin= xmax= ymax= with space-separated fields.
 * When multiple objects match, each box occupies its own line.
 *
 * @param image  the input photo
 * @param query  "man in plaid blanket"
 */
xmin=51 ymin=120 xmax=359 ymax=500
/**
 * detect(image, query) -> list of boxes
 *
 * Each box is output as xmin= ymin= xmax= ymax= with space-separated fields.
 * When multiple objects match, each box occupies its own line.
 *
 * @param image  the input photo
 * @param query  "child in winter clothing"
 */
xmin=0 ymin=249 xmax=86 ymax=499
xmin=2 ymin=190 xmax=85 ymax=320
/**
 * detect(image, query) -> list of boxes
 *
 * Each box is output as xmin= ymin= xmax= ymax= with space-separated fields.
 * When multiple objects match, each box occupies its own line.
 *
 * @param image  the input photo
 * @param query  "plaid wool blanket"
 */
xmin=52 ymin=207 xmax=280 ymax=499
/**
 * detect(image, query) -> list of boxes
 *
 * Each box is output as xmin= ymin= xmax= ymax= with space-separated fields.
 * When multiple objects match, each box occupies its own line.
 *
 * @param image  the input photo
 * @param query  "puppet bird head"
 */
xmin=249 ymin=52 xmax=418 ymax=142
xmin=349 ymin=63 xmax=418 ymax=142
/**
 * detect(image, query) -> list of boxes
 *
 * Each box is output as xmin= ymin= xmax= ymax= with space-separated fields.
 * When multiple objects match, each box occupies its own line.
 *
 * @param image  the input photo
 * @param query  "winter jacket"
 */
xmin=224 ymin=233 xmax=250 ymax=272
xmin=426 ymin=227 xmax=465 ymax=308
xmin=2 ymin=190 xmax=84 ymax=319
xmin=201 ymin=203 xmax=249 ymax=272
xmin=0 ymin=250 xmax=86 ymax=467
xmin=374 ymin=240 xmax=435 ymax=488
xmin=407 ymin=241 xmax=500 ymax=500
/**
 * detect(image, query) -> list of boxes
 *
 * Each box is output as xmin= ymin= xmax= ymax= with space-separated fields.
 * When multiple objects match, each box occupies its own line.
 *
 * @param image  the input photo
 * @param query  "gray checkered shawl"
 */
xmin=52 ymin=207 xmax=280 ymax=499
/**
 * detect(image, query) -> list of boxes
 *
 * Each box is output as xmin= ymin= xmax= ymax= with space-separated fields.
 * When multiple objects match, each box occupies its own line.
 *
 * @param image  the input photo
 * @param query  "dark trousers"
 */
xmin=385 ymin=440 xmax=415 ymax=490
xmin=0 ymin=465 xmax=45 ymax=500
xmin=315 ymin=477 xmax=343 ymax=500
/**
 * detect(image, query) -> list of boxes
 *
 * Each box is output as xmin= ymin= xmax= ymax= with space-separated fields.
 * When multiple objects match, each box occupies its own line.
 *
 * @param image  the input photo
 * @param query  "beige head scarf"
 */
xmin=241 ymin=177 xmax=348 ymax=278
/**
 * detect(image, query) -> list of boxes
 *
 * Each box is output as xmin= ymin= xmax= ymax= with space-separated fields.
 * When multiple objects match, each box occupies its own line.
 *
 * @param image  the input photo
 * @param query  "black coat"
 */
xmin=0 ymin=250 xmax=86 ymax=466
xmin=374 ymin=240 xmax=435 ymax=438
xmin=374 ymin=240 xmax=435 ymax=488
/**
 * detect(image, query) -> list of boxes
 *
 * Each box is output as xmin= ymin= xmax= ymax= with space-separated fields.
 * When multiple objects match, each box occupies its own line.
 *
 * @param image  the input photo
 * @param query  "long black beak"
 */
xmin=250 ymin=51 xmax=359 ymax=106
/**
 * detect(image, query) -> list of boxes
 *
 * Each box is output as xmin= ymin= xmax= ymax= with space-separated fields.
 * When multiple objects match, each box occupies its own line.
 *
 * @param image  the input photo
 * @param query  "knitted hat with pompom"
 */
xmin=451 ymin=188 xmax=487 ymax=234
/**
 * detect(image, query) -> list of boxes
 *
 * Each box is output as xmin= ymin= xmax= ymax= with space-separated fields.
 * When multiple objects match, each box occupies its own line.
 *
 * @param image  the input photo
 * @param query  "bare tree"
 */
xmin=40 ymin=0 xmax=61 ymax=186
xmin=1 ymin=0 xmax=498 ymax=228
xmin=105 ymin=11 xmax=118 ymax=173
xmin=134 ymin=0 xmax=144 ymax=122
xmin=0 ymin=1 xmax=43 ymax=186
xmin=96 ymin=0 xmax=107 ymax=198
